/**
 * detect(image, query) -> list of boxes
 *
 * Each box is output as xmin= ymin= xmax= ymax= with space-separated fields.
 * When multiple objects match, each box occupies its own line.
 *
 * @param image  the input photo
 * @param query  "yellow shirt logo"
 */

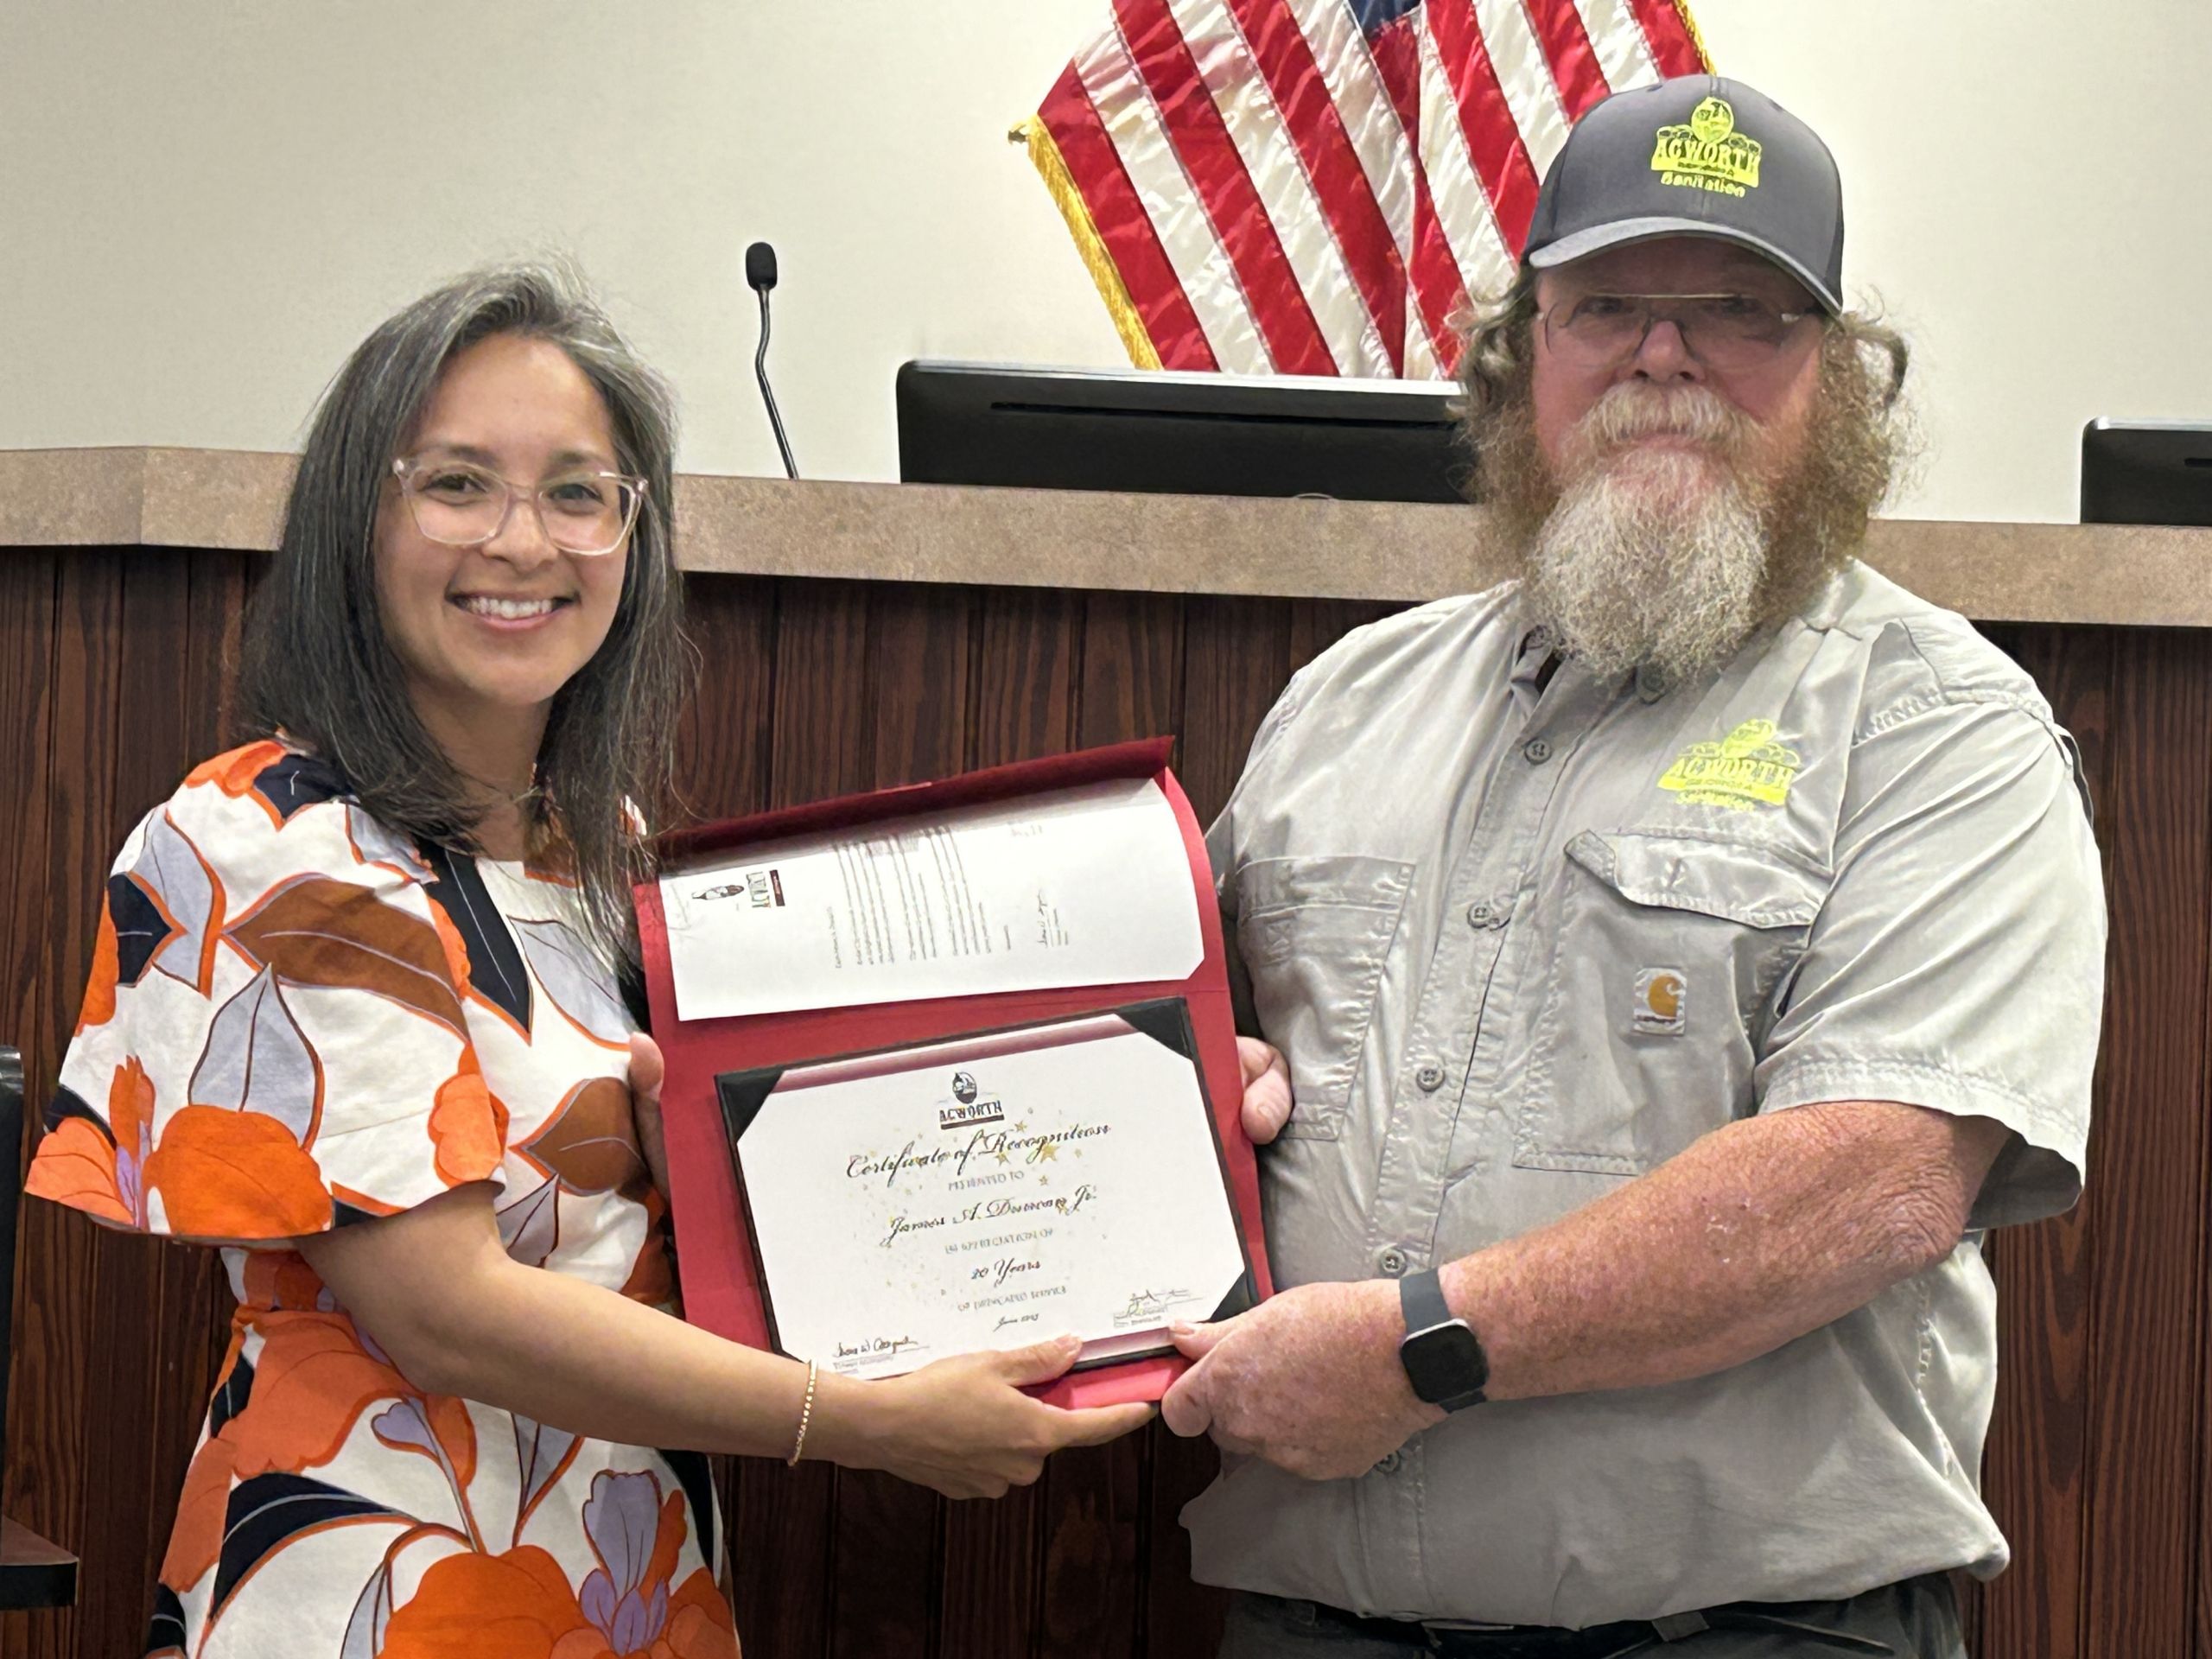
xmin=1658 ymin=718 xmax=1800 ymax=810
xmin=1650 ymin=97 xmax=1763 ymax=197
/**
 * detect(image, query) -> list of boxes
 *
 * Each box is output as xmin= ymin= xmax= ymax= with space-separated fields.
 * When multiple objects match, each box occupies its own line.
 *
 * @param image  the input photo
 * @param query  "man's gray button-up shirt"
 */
xmin=1187 ymin=563 xmax=2105 ymax=1629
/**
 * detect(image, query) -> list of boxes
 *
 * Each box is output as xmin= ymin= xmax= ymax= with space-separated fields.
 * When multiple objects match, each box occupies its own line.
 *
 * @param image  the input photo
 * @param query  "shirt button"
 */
xmin=1376 ymin=1247 xmax=1408 ymax=1276
xmin=1415 ymin=1063 xmax=1446 ymax=1092
xmin=1522 ymin=737 xmax=1553 ymax=764
xmin=1467 ymin=900 xmax=1507 ymax=930
xmin=1373 ymin=1450 xmax=1403 ymax=1476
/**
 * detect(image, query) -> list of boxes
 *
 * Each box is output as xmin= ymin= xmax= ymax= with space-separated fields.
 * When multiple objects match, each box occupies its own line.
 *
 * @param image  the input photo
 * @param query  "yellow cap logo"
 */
xmin=1688 ymin=97 xmax=1735 ymax=143
xmin=1651 ymin=97 xmax=1763 ymax=197
xmin=1658 ymin=718 xmax=1801 ymax=811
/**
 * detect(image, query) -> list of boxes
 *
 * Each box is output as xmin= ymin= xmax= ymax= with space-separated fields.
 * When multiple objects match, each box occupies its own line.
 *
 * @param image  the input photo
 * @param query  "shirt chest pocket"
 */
xmin=1235 ymin=854 xmax=1414 ymax=1141
xmin=1513 ymin=830 xmax=1825 ymax=1177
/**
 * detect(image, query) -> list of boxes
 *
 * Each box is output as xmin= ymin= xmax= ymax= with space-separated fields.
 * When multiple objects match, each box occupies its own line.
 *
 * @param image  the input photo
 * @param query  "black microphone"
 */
xmin=745 ymin=240 xmax=798 ymax=480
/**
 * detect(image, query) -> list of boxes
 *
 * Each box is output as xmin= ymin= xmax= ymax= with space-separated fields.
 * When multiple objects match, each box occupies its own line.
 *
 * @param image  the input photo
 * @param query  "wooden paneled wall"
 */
xmin=0 ymin=546 xmax=2203 ymax=1657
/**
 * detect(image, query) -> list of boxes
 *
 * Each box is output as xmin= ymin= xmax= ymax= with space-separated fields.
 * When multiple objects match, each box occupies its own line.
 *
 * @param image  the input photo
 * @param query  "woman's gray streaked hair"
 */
xmin=237 ymin=262 xmax=688 ymax=966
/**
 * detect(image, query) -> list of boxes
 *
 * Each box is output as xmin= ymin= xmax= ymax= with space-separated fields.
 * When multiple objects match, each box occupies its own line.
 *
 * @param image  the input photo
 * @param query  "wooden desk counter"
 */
xmin=2 ymin=445 xmax=2208 ymax=626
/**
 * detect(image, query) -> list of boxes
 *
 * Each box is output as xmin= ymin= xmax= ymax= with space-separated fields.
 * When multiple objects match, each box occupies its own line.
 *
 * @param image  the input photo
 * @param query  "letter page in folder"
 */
xmin=657 ymin=777 xmax=1204 ymax=1021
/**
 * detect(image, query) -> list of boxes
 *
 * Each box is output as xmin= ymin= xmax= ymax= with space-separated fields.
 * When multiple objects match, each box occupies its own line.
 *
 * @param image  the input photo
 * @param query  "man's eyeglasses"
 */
xmin=1538 ymin=293 xmax=1817 ymax=373
xmin=391 ymin=456 xmax=648 ymax=557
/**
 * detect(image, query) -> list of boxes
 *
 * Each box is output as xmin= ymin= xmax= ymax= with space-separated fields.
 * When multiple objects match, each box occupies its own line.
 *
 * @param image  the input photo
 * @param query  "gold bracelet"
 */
xmin=786 ymin=1359 xmax=818 ymax=1466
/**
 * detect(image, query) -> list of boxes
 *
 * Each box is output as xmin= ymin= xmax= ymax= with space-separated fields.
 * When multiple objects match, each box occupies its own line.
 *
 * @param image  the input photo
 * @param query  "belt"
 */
xmin=1307 ymin=1599 xmax=1896 ymax=1657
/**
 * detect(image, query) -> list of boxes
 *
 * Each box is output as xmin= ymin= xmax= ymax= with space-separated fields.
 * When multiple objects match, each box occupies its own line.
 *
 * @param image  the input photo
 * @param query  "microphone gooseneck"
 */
xmin=746 ymin=240 xmax=798 ymax=480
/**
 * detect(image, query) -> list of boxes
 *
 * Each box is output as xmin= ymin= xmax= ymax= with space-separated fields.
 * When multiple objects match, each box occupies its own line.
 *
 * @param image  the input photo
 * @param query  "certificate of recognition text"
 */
xmin=718 ymin=1002 xmax=1252 ymax=1381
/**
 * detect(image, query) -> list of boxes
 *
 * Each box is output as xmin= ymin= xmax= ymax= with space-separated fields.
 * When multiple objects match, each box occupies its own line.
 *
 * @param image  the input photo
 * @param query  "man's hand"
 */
xmin=627 ymin=1033 xmax=671 ymax=1201
xmin=1160 ymin=1280 xmax=1439 ymax=1480
xmin=1237 ymin=1037 xmax=1294 ymax=1144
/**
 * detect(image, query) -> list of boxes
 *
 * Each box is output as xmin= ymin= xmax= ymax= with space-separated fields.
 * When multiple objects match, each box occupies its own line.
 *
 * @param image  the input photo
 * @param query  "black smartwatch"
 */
xmin=1396 ymin=1268 xmax=1488 ymax=1411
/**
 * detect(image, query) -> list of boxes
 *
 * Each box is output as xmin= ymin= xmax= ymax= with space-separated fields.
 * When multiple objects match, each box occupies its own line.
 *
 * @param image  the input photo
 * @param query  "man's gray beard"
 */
xmin=1473 ymin=335 xmax=1906 ymax=681
xmin=1521 ymin=444 xmax=1773 ymax=685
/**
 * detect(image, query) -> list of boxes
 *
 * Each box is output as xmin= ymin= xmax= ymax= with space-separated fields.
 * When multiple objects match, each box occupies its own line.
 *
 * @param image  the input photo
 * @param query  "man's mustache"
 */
xmin=1571 ymin=385 xmax=1751 ymax=454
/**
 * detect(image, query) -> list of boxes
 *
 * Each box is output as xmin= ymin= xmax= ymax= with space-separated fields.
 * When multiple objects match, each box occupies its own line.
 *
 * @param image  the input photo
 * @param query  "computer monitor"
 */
xmin=2080 ymin=420 xmax=2212 ymax=526
xmin=896 ymin=361 xmax=1470 ymax=505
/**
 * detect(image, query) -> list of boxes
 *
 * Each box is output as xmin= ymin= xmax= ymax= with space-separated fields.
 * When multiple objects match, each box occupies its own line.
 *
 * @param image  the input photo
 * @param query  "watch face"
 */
xmin=1402 ymin=1321 xmax=1486 ymax=1405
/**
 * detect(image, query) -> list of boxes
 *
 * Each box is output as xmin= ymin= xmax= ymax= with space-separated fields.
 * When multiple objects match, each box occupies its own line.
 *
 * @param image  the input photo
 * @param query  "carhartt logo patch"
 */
xmin=1658 ymin=719 xmax=1801 ymax=811
xmin=1650 ymin=97 xmax=1763 ymax=197
xmin=1632 ymin=969 xmax=1687 ymax=1037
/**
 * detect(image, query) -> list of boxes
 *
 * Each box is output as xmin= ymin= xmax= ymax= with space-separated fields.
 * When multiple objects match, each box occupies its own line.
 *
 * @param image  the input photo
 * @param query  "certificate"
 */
xmin=659 ymin=777 xmax=1205 ymax=1022
xmin=717 ymin=1001 xmax=1255 ymax=1381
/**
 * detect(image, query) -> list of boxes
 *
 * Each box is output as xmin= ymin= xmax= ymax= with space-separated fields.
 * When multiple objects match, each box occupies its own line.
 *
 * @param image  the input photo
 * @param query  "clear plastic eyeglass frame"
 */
xmin=390 ymin=455 xmax=649 ymax=557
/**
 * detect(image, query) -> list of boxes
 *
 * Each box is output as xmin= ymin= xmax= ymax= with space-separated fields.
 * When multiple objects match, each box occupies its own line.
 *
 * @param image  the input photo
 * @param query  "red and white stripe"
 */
xmin=1036 ymin=0 xmax=1706 ymax=378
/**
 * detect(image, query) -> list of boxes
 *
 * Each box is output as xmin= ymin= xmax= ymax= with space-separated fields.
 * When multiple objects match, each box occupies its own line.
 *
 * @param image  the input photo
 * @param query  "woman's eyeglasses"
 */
xmin=391 ymin=456 xmax=647 ymax=557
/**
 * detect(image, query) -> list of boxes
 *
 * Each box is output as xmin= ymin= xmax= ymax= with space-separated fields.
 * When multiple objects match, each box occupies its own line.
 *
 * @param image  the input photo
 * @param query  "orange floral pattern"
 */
xmin=379 ymin=1474 xmax=733 ymax=1659
xmin=432 ymin=1055 xmax=511 ymax=1189
xmin=28 ymin=744 xmax=715 ymax=1658
xmin=77 ymin=899 xmax=120 ymax=1033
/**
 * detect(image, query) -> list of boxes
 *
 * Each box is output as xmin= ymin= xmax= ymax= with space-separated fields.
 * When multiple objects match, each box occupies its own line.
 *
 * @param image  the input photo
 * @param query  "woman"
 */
xmin=22 ymin=265 xmax=1179 ymax=1656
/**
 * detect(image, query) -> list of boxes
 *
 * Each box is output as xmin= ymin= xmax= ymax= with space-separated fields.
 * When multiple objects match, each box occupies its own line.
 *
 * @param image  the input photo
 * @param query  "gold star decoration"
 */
xmin=1014 ymin=1122 xmax=1028 ymax=1133
xmin=1035 ymin=1141 xmax=1059 ymax=1162
xmin=994 ymin=1147 xmax=1011 ymax=1166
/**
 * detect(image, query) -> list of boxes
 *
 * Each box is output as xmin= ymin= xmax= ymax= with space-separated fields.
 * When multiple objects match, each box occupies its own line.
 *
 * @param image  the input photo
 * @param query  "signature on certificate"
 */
xmin=1115 ymin=1287 xmax=1194 ymax=1323
xmin=833 ymin=1334 xmax=924 ymax=1360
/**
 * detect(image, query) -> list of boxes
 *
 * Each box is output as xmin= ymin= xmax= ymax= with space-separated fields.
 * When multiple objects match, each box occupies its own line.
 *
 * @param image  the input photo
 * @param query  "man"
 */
xmin=1162 ymin=76 xmax=2104 ymax=1658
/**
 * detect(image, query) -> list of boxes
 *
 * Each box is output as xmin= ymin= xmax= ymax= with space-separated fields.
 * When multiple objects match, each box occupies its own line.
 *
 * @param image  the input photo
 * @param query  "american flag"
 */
xmin=1022 ymin=0 xmax=1708 ymax=378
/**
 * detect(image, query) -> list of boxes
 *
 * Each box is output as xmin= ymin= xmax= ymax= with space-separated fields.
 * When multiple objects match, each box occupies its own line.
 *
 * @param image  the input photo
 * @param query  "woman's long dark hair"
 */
xmin=238 ymin=263 xmax=687 ymax=966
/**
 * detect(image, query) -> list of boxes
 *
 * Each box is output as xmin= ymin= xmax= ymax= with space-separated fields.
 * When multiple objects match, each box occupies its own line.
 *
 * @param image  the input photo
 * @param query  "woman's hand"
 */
xmin=627 ymin=1032 xmax=671 ymax=1201
xmin=1237 ymin=1037 xmax=1294 ymax=1144
xmin=815 ymin=1335 xmax=1154 ymax=1499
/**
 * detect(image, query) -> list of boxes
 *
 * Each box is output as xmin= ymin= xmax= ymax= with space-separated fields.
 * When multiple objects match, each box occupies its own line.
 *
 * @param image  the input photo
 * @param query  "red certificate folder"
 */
xmin=632 ymin=738 xmax=1274 ymax=1408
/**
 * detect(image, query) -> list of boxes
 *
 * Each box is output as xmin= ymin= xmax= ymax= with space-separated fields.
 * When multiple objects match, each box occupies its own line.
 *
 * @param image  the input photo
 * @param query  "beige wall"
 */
xmin=4 ymin=0 xmax=2206 ymax=523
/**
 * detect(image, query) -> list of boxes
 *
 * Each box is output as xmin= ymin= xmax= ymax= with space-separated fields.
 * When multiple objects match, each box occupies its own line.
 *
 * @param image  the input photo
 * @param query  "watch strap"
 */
xmin=1399 ymin=1267 xmax=1454 ymax=1336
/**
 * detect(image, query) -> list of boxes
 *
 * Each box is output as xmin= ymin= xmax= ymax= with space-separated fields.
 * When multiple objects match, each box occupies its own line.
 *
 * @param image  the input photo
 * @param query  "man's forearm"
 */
xmin=1439 ymin=1099 xmax=2008 ymax=1402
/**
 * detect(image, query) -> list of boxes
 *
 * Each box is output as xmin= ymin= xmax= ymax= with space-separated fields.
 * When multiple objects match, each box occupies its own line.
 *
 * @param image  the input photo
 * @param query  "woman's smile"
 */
xmin=449 ymin=590 xmax=575 ymax=626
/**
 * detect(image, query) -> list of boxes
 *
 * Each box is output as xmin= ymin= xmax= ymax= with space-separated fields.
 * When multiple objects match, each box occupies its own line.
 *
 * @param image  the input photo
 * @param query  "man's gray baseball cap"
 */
xmin=1522 ymin=76 xmax=1845 ymax=314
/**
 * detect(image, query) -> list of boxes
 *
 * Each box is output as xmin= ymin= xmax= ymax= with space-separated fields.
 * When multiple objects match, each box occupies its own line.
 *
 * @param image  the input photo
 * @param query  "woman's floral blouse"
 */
xmin=27 ymin=741 xmax=738 ymax=1658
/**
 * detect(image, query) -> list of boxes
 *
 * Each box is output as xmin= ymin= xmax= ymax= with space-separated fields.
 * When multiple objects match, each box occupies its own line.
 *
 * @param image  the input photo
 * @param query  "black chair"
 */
xmin=0 ymin=1046 xmax=79 ymax=1608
